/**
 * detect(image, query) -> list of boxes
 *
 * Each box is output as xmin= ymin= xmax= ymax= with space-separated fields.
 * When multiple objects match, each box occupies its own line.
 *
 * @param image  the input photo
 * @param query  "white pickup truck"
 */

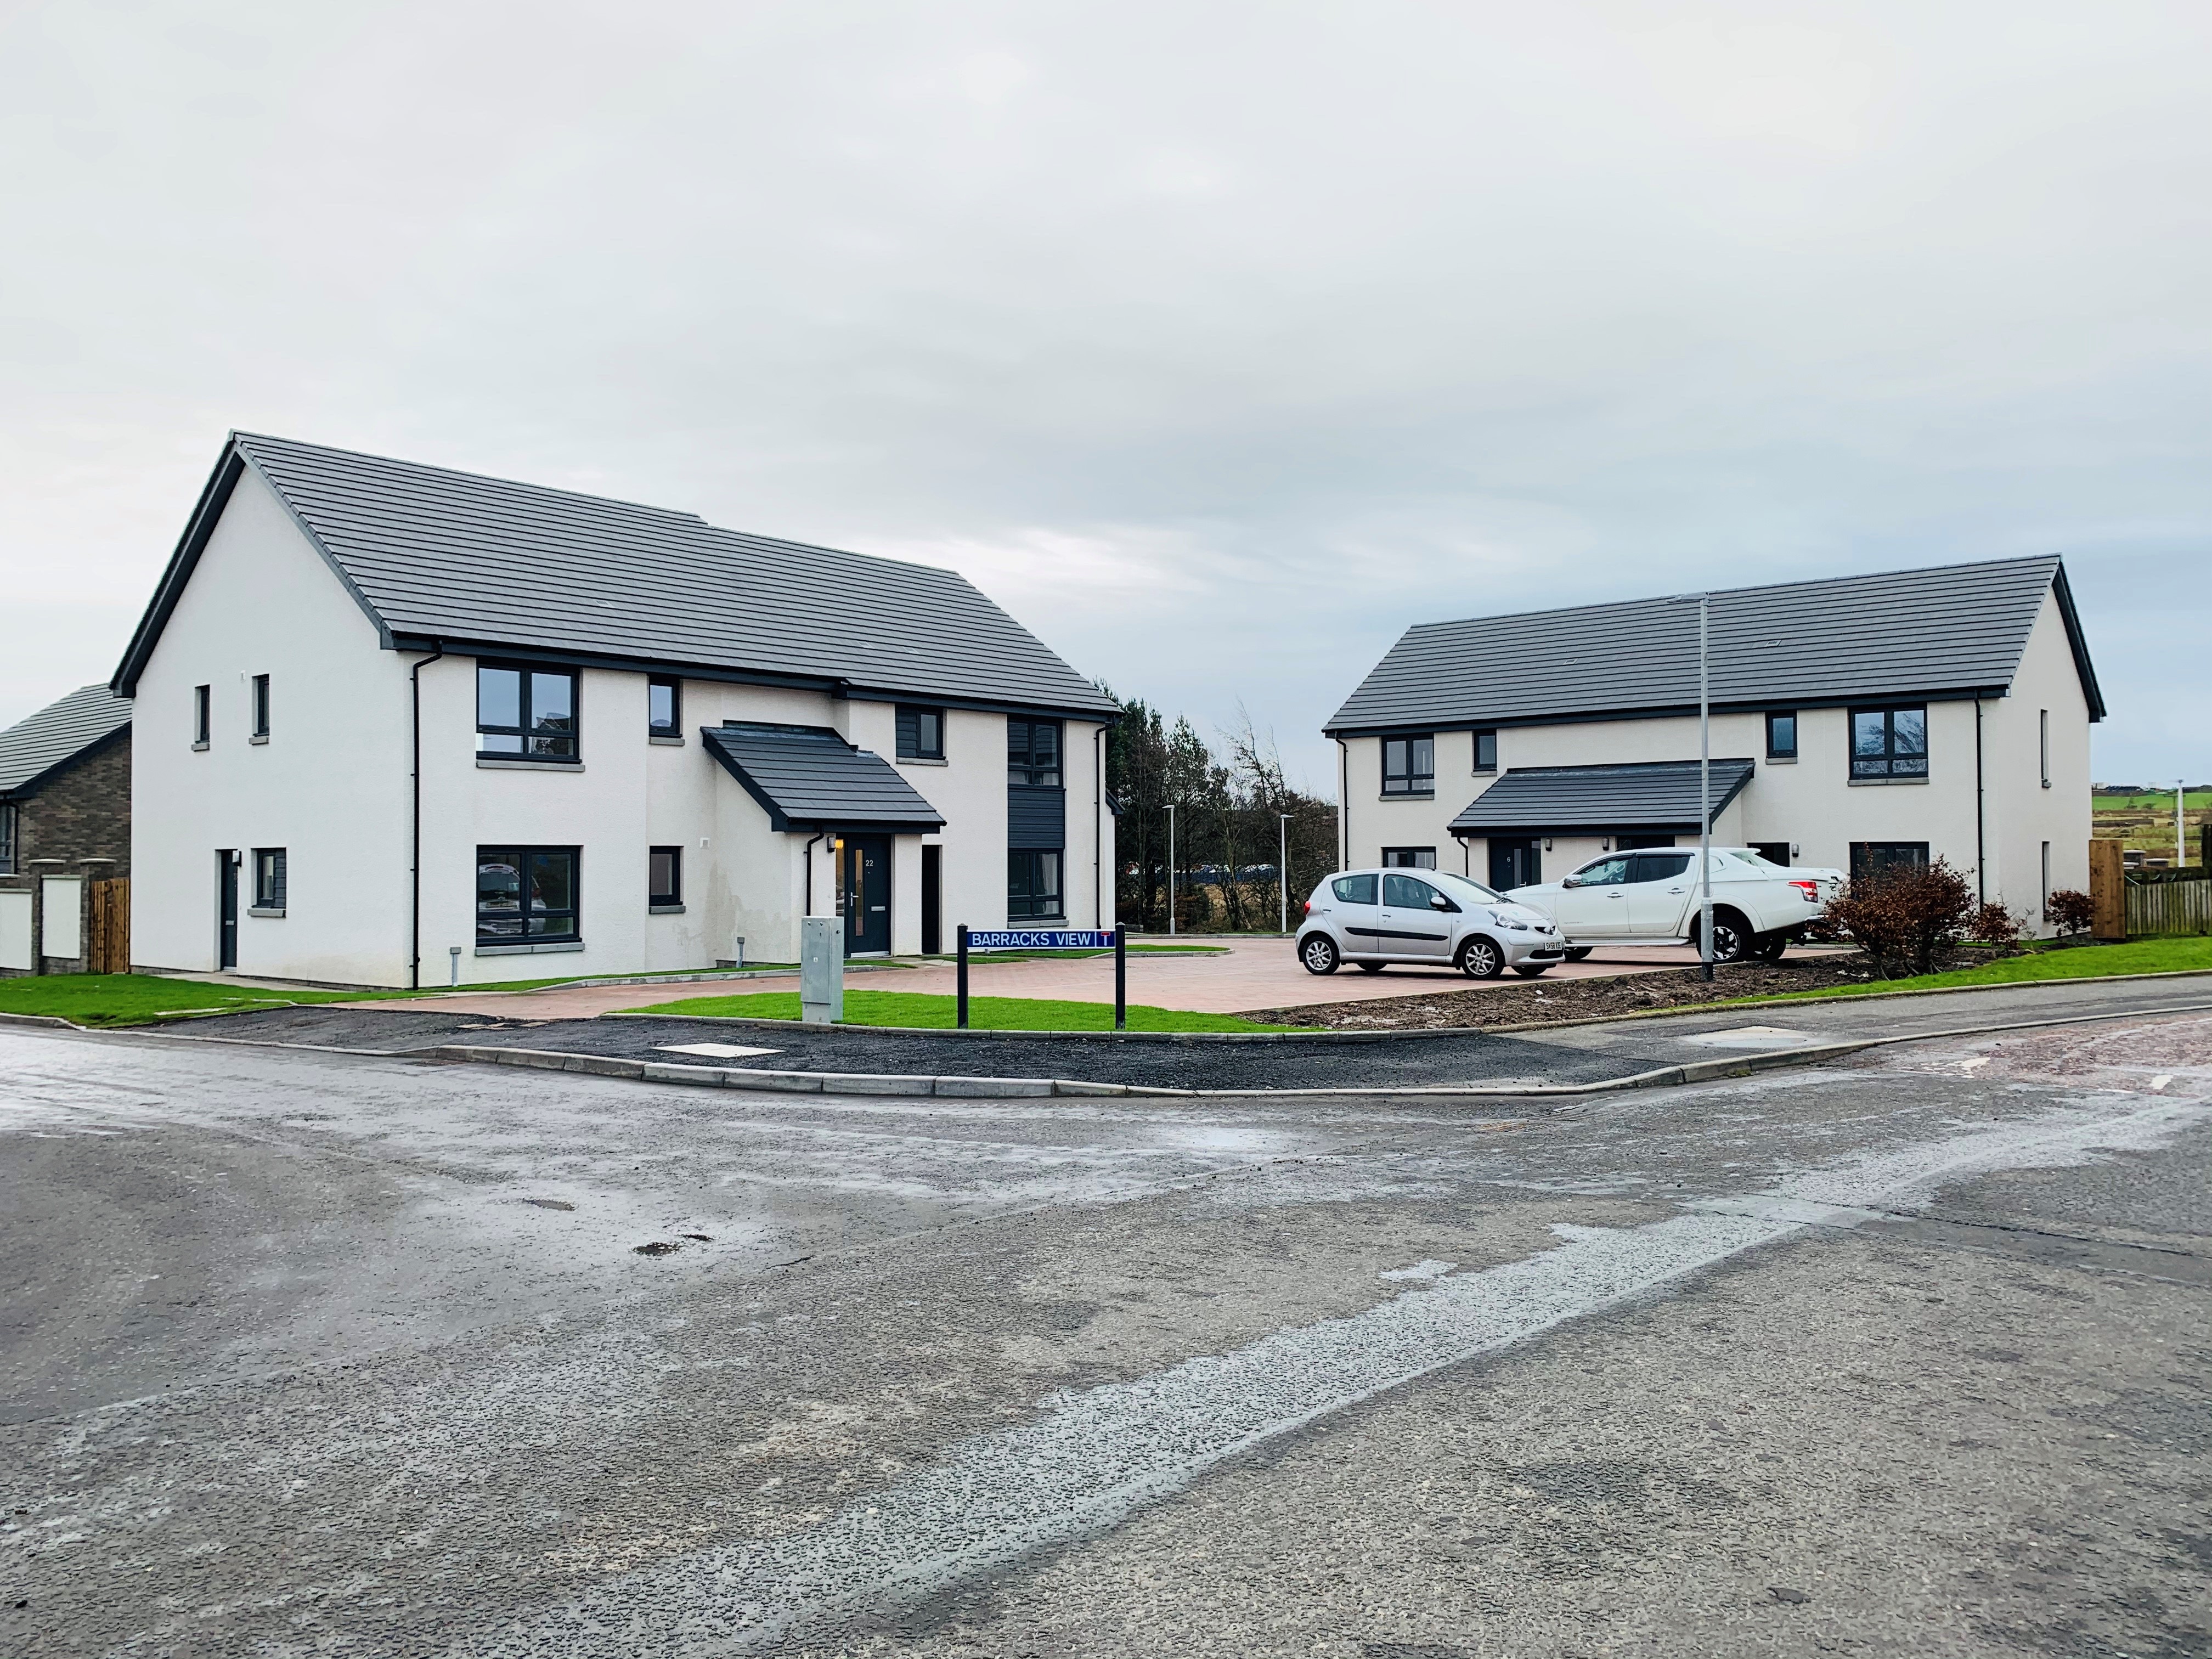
xmin=1506 ymin=846 xmax=1846 ymax=963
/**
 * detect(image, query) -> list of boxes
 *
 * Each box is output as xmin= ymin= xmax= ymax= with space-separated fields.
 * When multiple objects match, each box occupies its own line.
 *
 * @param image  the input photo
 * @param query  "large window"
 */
xmin=477 ymin=664 xmax=579 ymax=761
xmin=1849 ymin=706 xmax=1926 ymax=780
xmin=251 ymin=848 xmax=287 ymax=910
xmin=1008 ymin=849 xmax=1063 ymax=919
xmin=251 ymin=674 xmax=271 ymax=739
xmin=1008 ymin=718 xmax=1060 ymax=786
xmin=1472 ymin=729 xmax=1498 ymax=774
xmin=477 ymin=847 xmax=581 ymax=943
xmin=1382 ymin=847 xmax=1436 ymax=869
xmin=898 ymin=705 xmax=946 ymax=761
xmin=648 ymin=676 xmax=681 ymax=740
xmin=1849 ymin=841 xmax=1929 ymax=881
xmin=648 ymin=845 xmax=682 ymax=910
xmin=1383 ymin=735 xmax=1434 ymax=795
xmin=1765 ymin=710 xmax=1797 ymax=760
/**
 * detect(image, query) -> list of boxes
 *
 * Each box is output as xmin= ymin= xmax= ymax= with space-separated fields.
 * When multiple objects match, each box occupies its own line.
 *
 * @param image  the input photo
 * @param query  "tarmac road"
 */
xmin=3 ymin=1004 xmax=2209 ymax=1657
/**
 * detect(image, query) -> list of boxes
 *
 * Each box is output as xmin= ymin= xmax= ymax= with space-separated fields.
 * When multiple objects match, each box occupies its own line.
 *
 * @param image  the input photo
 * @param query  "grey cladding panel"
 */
xmin=1449 ymin=760 xmax=1757 ymax=834
xmin=0 ymin=685 xmax=133 ymax=794
xmin=1008 ymin=787 xmax=1066 ymax=850
xmin=1328 ymin=555 xmax=2086 ymax=733
xmin=223 ymin=435 xmax=1115 ymax=716
xmin=702 ymin=724 xmax=946 ymax=831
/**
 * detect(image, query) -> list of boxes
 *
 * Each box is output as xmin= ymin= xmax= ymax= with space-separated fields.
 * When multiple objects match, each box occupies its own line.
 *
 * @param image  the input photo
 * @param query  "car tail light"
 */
xmin=1302 ymin=900 xmax=1312 ymax=917
xmin=1790 ymin=880 xmax=1820 ymax=902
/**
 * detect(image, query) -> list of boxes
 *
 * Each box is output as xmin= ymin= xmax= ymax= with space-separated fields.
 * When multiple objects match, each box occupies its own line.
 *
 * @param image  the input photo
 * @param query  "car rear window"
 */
xmin=1331 ymin=874 xmax=1378 ymax=904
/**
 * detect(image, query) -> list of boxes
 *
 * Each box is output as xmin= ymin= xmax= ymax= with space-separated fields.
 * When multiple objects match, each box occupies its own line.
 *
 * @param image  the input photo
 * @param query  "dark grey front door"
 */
xmin=845 ymin=836 xmax=892 ymax=955
xmin=1488 ymin=837 xmax=1542 ymax=892
xmin=217 ymin=850 xmax=239 ymax=968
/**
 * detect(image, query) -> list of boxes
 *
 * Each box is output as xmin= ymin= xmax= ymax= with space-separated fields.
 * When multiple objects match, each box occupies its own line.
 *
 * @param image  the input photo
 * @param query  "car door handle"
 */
xmin=1608 ymin=891 xmax=1626 ymax=899
xmin=1667 ymin=887 xmax=1685 ymax=894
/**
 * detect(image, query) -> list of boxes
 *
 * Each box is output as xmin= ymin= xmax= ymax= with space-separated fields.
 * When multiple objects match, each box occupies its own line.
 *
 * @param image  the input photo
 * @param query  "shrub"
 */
xmin=1966 ymin=901 xmax=2024 ymax=953
xmin=2045 ymin=889 xmax=2095 ymax=936
xmin=1821 ymin=857 xmax=1976 ymax=977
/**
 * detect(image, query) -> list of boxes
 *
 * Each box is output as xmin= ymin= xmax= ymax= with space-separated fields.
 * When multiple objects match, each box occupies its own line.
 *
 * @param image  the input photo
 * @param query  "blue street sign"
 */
xmin=964 ymin=929 xmax=1117 ymax=950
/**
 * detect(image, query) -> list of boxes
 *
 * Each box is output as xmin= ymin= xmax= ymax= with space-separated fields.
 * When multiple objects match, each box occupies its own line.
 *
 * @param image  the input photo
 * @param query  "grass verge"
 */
xmin=1716 ymin=935 xmax=2212 ymax=1006
xmin=619 ymin=988 xmax=1305 ymax=1032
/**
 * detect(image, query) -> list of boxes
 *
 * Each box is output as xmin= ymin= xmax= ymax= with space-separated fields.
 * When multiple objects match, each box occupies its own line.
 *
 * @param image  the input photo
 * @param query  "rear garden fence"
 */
xmin=2125 ymin=869 xmax=2212 ymax=937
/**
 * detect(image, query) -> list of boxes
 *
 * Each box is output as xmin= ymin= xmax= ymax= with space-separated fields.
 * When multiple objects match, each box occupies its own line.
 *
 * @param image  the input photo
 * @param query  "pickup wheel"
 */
xmin=1692 ymin=909 xmax=1752 ymax=965
xmin=1299 ymin=934 xmax=1340 ymax=975
xmin=1752 ymin=932 xmax=1791 ymax=962
xmin=1458 ymin=936 xmax=1505 ymax=979
xmin=1562 ymin=947 xmax=1593 ymax=962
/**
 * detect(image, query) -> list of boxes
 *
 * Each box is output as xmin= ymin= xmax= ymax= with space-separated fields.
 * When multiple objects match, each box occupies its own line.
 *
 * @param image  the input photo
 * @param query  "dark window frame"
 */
xmin=1849 ymin=704 xmax=1928 ymax=781
xmin=252 ymin=847 xmax=287 ymax=909
xmin=1008 ymin=718 xmax=1062 ymax=787
xmin=648 ymin=845 xmax=683 ymax=908
xmin=476 ymin=845 xmax=583 ymax=944
xmin=1472 ymin=729 xmax=1498 ymax=774
xmin=193 ymin=684 xmax=211 ymax=746
xmin=1007 ymin=848 xmax=1064 ymax=920
xmin=1765 ymin=709 xmax=1797 ymax=761
xmin=898 ymin=704 xmax=947 ymax=761
xmin=476 ymin=662 xmax=582 ymax=763
xmin=251 ymin=674 xmax=270 ymax=738
xmin=0 ymin=802 xmax=16 ymax=874
xmin=1381 ymin=847 xmax=1437 ymax=869
xmin=1849 ymin=841 xmax=1931 ymax=881
xmin=647 ymin=676 xmax=681 ymax=739
xmin=1382 ymin=733 xmax=1435 ymax=797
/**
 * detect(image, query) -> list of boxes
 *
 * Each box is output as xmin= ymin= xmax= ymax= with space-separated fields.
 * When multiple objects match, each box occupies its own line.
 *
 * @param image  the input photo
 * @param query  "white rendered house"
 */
xmin=1325 ymin=556 xmax=2101 ymax=933
xmin=114 ymin=433 xmax=1118 ymax=987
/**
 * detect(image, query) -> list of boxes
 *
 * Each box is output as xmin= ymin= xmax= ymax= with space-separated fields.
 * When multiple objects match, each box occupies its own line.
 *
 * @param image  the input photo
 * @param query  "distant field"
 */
xmin=2094 ymin=789 xmax=2211 ymax=810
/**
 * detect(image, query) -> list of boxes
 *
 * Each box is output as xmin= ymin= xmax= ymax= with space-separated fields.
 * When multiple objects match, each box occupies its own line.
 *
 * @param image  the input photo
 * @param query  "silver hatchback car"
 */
xmin=1297 ymin=867 xmax=1568 ymax=978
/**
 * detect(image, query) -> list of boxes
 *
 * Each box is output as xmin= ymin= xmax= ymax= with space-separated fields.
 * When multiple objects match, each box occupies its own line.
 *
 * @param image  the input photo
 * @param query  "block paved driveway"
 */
xmin=370 ymin=936 xmax=1760 ymax=1021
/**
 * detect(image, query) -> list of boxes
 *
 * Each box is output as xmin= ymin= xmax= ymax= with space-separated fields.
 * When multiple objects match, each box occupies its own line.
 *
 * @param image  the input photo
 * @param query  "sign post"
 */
xmin=951 ymin=927 xmax=1124 ymax=1031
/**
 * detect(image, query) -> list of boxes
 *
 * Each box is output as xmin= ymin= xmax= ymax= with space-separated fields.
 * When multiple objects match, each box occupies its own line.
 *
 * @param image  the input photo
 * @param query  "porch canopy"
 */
xmin=1448 ymin=759 xmax=1756 ymax=839
xmin=702 ymin=723 xmax=946 ymax=834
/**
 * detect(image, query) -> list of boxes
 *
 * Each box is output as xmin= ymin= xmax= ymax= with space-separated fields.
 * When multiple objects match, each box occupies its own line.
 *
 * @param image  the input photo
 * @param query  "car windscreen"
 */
xmin=1432 ymin=871 xmax=1502 ymax=905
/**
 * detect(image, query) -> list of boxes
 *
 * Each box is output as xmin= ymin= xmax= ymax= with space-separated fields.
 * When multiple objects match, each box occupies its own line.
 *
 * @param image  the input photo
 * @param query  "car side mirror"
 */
xmin=1560 ymin=874 xmax=1580 ymax=889
xmin=1430 ymin=893 xmax=1454 ymax=911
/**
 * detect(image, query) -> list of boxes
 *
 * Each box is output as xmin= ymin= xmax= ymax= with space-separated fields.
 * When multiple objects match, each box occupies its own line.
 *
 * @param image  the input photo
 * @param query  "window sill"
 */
xmin=649 ymin=903 xmax=686 ymax=915
xmin=476 ymin=758 xmax=585 ymax=772
xmin=191 ymin=741 xmax=209 ymax=753
xmin=1471 ymin=769 xmax=1497 ymax=777
xmin=896 ymin=756 xmax=949 ymax=766
xmin=1379 ymin=793 xmax=1436 ymax=801
xmin=649 ymin=734 xmax=685 ymax=746
xmin=247 ymin=906 xmax=285 ymax=918
xmin=475 ymin=940 xmax=585 ymax=956
xmin=1847 ymin=776 xmax=1929 ymax=786
xmin=249 ymin=733 xmax=269 ymax=746
xmin=1764 ymin=756 xmax=1798 ymax=765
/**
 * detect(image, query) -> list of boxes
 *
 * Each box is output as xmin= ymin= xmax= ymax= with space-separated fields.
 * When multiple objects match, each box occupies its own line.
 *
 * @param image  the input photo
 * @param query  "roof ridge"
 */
xmin=232 ymin=431 xmax=710 ymax=525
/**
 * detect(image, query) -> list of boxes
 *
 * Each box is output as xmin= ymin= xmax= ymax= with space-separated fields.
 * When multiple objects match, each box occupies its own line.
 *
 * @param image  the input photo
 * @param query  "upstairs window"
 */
xmin=477 ymin=664 xmax=579 ymax=761
xmin=252 ymin=848 xmax=287 ymax=909
xmin=0 ymin=802 xmax=16 ymax=874
xmin=193 ymin=684 xmax=211 ymax=747
xmin=648 ymin=676 xmax=681 ymax=739
xmin=1765 ymin=710 xmax=1797 ymax=760
xmin=1008 ymin=718 xmax=1061 ymax=787
xmin=648 ymin=845 xmax=682 ymax=908
xmin=251 ymin=674 xmax=270 ymax=738
xmin=477 ymin=847 xmax=580 ymax=943
xmin=1472 ymin=729 xmax=1498 ymax=774
xmin=898 ymin=705 xmax=946 ymax=761
xmin=1382 ymin=847 xmax=1436 ymax=869
xmin=1850 ymin=706 xmax=1927 ymax=780
xmin=1382 ymin=735 xmax=1434 ymax=795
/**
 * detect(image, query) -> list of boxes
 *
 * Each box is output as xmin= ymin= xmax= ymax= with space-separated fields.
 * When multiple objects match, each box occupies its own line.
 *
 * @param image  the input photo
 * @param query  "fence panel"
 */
xmin=87 ymin=878 xmax=131 ymax=973
xmin=2125 ymin=872 xmax=2212 ymax=936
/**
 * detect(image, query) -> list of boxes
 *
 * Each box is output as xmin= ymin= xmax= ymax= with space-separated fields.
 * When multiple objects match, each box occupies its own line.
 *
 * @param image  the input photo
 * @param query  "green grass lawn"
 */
xmin=620 ymin=988 xmax=1305 ymax=1032
xmin=1728 ymin=935 xmax=2212 ymax=1007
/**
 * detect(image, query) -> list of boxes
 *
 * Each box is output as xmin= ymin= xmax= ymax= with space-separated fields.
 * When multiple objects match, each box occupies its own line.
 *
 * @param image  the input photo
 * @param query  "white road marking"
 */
xmin=1957 ymin=1055 xmax=1991 ymax=1071
xmin=656 ymin=1043 xmax=786 ymax=1060
xmin=2150 ymin=1075 xmax=2173 ymax=1091
xmin=460 ymin=1096 xmax=2208 ymax=1659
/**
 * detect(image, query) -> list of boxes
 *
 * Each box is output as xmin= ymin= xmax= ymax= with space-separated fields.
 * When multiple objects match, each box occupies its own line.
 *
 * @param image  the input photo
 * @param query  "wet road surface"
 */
xmin=3 ymin=1006 xmax=2209 ymax=1657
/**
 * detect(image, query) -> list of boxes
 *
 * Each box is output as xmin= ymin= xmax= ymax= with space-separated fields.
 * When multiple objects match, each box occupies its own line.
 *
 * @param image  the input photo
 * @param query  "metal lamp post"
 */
xmin=1677 ymin=591 xmax=1715 ymax=981
xmin=1166 ymin=802 xmax=1177 ymax=938
xmin=1278 ymin=812 xmax=1291 ymax=933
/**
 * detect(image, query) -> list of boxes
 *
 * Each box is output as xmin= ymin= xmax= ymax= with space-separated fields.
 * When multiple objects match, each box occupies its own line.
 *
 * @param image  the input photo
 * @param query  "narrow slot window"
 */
xmin=250 ymin=674 xmax=270 ymax=738
xmin=193 ymin=684 xmax=211 ymax=747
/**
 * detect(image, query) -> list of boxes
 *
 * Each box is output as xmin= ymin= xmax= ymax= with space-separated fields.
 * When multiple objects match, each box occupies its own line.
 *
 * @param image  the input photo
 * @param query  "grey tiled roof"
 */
xmin=1328 ymin=555 xmax=2101 ymax=733
xmin=702 ymin=724 xmax=947 ymax=832
xmin=117 ymin=433 xmax=1115 ymax=716
xmin=1447 ymin=760 xmax=1757 ymax=835
xmin=0 ymin=684 xmax=132 ymax=795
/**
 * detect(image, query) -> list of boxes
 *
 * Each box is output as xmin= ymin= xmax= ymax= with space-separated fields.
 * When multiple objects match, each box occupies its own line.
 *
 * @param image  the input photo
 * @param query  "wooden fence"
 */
xmin=86 ymin=877 xmax=130 ymax=973
xmin=2125 ymin=869 xmax=2212 ymax=937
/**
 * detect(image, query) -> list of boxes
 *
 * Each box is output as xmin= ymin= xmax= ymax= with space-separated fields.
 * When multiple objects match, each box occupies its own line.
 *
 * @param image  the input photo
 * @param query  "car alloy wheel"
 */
xmin=1300 ymin=934 xmax=1340 ymax=975
xmin=1458 ymin=937 xmax=1504 ymax=979
xmin=1702 ymin=912 xmax=1748 ymax=964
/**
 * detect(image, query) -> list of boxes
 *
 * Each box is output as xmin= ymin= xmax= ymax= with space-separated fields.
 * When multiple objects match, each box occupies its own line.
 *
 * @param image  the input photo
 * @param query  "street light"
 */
xmin=1278 ymin=812 xmax=1292 ymax=934
xmin=1677 ymin=591 xmax=1714 ymax=982
xmin=1166 ymin=802 xmax=1177 ymax=938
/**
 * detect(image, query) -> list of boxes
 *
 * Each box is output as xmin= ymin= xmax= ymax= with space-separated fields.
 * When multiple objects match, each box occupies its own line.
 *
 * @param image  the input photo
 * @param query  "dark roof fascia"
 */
xmin=698 ymin=726 xmax=946 ymax=834
xmin=396 ymin=634 xmax=1119 ymax=723
xmin=1448 ymin=820 xmax=1714 ymax=840
xmin=112 ymin=439 xmax=395 ymax=696
xmin=2049 ymin=563 xmax=2106 ymax=722
xmin=0 ymin=720 xmax=131 ymax=803
xmin=1328 ymin=686 xmax=2017 ymax=741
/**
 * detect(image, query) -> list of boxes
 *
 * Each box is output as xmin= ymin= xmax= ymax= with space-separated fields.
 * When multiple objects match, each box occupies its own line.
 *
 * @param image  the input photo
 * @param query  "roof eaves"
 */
xmin=2049 ymin=562 xmax=2106 ymax=723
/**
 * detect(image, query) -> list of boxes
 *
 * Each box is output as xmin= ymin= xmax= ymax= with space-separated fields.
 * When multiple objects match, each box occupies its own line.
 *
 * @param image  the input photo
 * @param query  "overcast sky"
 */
xmin=3 ymin=1 xmax=2205 ymax=790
